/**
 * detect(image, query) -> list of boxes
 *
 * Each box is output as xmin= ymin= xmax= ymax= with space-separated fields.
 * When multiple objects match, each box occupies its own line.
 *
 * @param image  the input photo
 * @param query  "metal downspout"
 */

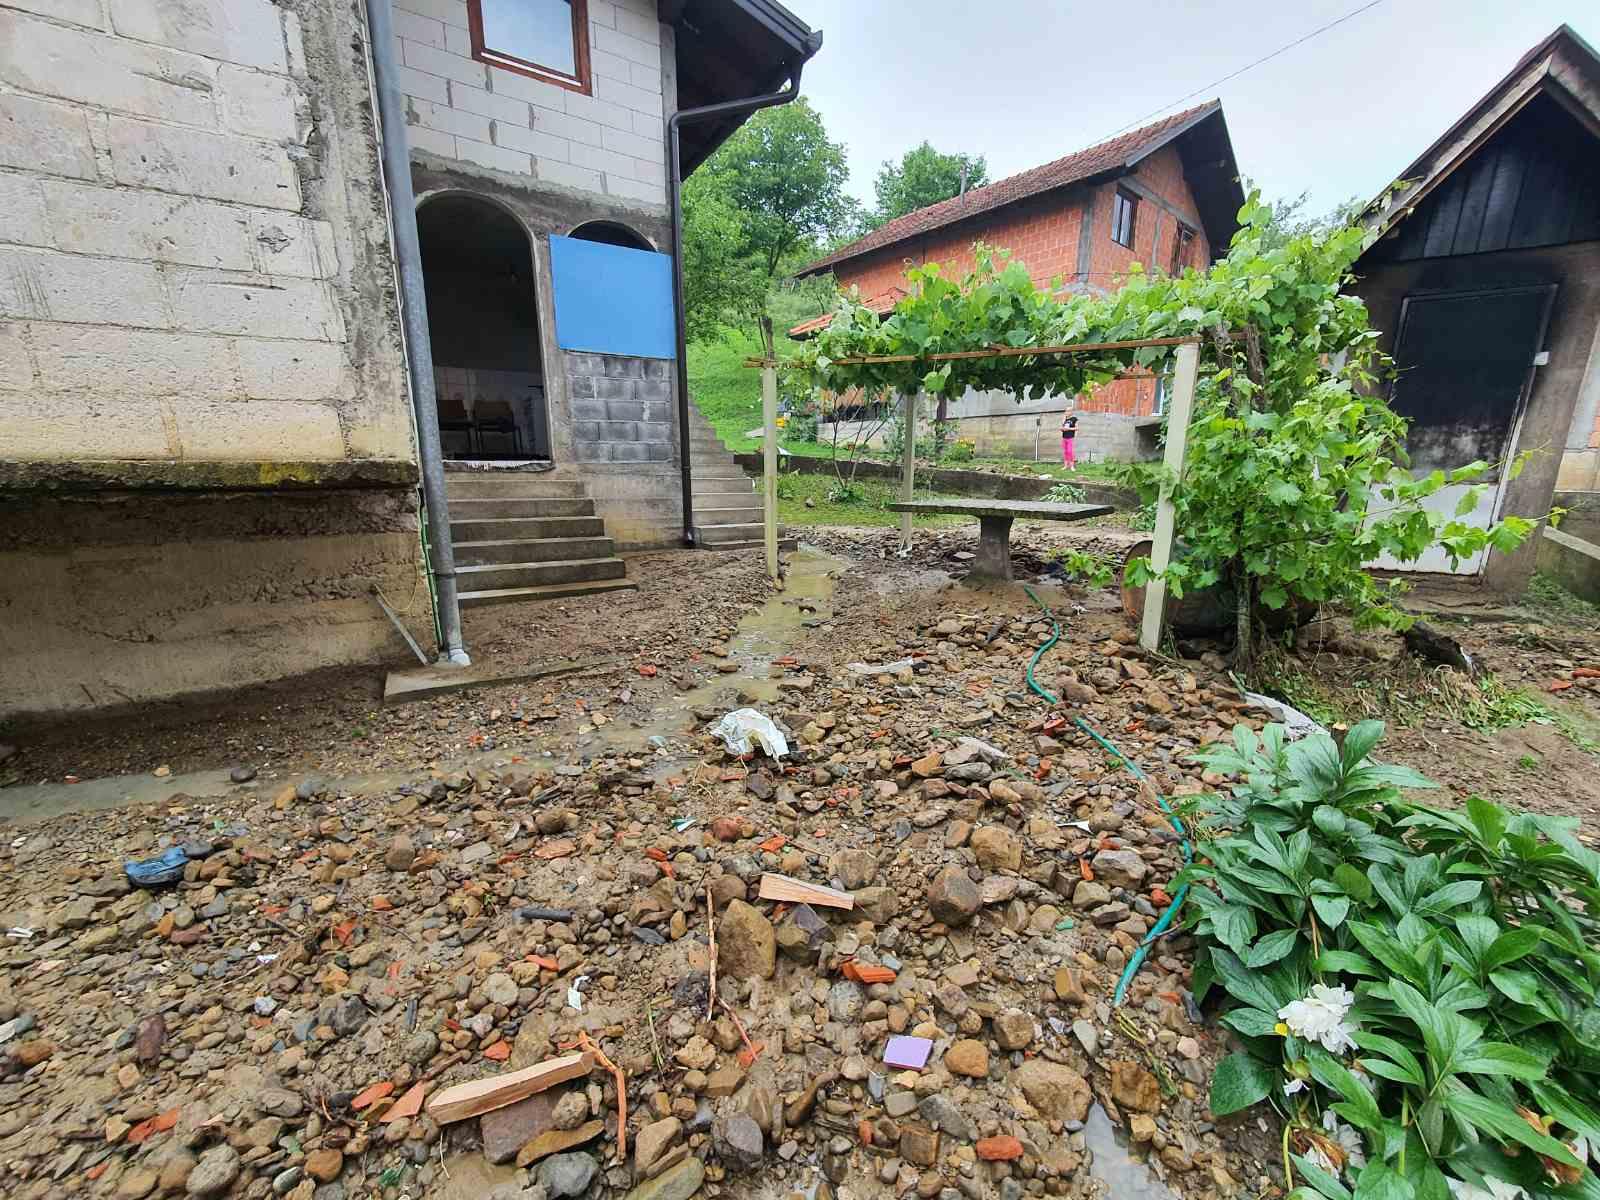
xmin=667 ymin=58 xmax=810 ymax=545
xmin=365 ymin=0 xmax=469 ymax=665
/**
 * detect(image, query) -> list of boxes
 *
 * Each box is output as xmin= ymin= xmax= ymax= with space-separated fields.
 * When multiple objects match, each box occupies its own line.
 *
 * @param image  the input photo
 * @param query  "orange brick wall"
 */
xmin=827 ymin=145 xmax=1211 ymax=420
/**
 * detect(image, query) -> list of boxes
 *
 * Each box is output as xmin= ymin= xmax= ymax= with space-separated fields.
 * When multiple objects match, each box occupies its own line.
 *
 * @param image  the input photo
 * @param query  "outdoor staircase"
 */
xmin=687 ymin=402 xmax=787 ymax=551
xmin=445 ymin=472 xmax=636 ymax=608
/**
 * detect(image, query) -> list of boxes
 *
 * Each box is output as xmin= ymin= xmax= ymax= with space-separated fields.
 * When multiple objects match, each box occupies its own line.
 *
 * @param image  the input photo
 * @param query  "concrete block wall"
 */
xmin=392 ymin=0 xmax=667 ymax=206
xmin=563 ymin=351 xmax=680 ymax=548
xmin=0 ymin=0 xmax=413 ymax=468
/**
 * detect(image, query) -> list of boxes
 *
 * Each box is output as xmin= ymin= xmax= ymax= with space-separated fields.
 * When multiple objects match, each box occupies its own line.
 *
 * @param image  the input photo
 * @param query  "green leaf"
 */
xmin=1352 ymin=1163 xmax=1414 ymax=1200
xmin=1210 ymin=947 xmax=1284 ymax=1014
xmin=1212 ymin=904 xmax=1258 ymax=956
xmin=1311 ymin=894 xmax=1351 ymax=929
xmin=1454 ymin=1042 xmax=1549 ymax=1082
xmin=1246 ymin=928 xmax=1301 ymax=967
xmin=1334 ymin=864 xmax=1374 ymax=902
xmin=1293 ymin=1154 xmax=1354 ymax=1200
xmin=1313 ymin=806 xmax=1348 ymax=838
xmin=1316 ymin=949 xmax=1382 ymax=977
xmin=1308 ymin=1049 xmax=1383 ymax=1133
xmin=1442 ymin=1087 xmax=1581 ymax=1168
xmin=1353 ymin=1032 xmax=1425 ymax=1087
xmin=1482 ymin=928 xmax=1542 ymax=973
xmin=1221 ymin=1007 xmax=1282 ymax=1037
xmin=1210 ymin=1052 xmax=1275 ymax=1116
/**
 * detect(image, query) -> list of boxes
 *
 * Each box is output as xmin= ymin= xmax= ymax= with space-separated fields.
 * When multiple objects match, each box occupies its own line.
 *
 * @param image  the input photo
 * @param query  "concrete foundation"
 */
xmin=0 ymin=488 xmax=422 ymax=722
xmin=1538 ymin=525 xmax=1600 ymax=604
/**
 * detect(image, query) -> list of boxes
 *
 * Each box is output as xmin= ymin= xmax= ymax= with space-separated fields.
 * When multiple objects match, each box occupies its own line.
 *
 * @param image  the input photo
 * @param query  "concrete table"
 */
xmin=887 ymin=499 xmax=1114 ymax=581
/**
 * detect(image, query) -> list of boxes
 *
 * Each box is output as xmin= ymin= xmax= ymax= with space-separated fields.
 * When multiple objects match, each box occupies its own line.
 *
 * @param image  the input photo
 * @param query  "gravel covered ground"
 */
xmin=0 ymin=528 xmax=1595 ymax=1200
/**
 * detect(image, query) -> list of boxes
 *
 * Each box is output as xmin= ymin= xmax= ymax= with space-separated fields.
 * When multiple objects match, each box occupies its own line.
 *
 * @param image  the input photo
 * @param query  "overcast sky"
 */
xmin=779 ymin=0 xmax=1594 ymax=220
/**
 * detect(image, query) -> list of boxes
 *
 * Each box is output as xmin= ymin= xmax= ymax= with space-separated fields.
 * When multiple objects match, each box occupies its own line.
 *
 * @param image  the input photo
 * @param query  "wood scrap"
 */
xmin=424 ymin=1051 xmax=593 ymax=1124
xmin=757 ymin=873 xmax=854 ymax=910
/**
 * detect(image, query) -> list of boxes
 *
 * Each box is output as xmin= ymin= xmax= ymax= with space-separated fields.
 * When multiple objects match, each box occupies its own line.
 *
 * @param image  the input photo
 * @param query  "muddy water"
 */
xmin=0 ymin=548 xmax=847 ymax=826
xmin=580 ymin=545 xmax=845 ymax=756
xmin=1083 ymin=1102 xmax=1179 ymax=1199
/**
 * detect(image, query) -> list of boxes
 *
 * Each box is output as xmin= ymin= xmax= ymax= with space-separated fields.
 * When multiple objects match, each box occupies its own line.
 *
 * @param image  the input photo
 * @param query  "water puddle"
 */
xmin=1083 ymin=1102 xmax=1179 ymax=1200
xmin=581 ymin=545 xmax=845 ymax=755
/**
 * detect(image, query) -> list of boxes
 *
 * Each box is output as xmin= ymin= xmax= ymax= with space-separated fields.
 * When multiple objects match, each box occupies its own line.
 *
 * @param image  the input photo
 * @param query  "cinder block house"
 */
xmin=791 ymin=102 xmax=1243 ymax=462
xmin=0 ymin=0 xmax=820 ymax=721
xmin=1354 ymin=24 xmax=1600 ymax=587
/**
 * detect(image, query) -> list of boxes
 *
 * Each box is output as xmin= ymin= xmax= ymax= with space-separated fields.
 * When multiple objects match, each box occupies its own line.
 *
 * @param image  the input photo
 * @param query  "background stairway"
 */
xmin=445 ymin=473 xmax=636 ymax=608
xmin=686 ymin=402 xmax=786 ymax=551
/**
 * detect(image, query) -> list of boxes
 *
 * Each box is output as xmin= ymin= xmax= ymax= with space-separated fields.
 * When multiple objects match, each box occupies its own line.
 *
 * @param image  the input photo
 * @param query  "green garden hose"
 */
xmin=1021 ymin=586 xmax=1192 ymax=1006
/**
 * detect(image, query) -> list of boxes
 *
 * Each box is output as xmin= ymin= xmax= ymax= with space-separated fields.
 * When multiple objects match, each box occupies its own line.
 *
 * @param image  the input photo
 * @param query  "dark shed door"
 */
xmin=1390 ymin=285 xmax=1555 ymax=473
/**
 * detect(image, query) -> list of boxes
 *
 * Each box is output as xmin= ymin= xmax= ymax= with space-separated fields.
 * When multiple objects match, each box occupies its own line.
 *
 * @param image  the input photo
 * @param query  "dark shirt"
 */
xmin=1060 ymin=414 xmax=1078 ymax=437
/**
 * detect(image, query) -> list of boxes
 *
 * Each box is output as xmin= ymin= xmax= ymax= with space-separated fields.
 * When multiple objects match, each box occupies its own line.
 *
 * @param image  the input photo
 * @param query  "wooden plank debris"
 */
xmin=757 ymin=873 xmax=854 ymax=910
xmin=424 ymin=1051 xmax=593 ymax=1124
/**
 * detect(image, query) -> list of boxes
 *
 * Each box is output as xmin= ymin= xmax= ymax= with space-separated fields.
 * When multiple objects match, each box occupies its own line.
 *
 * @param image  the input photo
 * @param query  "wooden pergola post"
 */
xmin=1139 ymin=340 xmax=1200 ymax=651
xmin=900 ymin=391 xmax=915 ymax=551
xmin=761 ymin=361 xmax=779 ymax=584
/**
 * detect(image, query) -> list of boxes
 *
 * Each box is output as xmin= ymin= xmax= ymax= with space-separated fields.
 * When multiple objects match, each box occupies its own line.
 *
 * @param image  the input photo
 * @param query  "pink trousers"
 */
xmin=1061 ymin=437 xmax=1076 ymax=468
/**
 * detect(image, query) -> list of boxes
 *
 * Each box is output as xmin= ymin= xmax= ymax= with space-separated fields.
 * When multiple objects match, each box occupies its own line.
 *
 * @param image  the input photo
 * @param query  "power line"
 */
xmin=1096 ymin=0 xmax=1388 ymax=141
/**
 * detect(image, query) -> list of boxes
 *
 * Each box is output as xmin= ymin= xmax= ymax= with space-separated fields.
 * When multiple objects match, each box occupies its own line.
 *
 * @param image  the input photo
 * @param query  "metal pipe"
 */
xmin=667 ymin=56 xmax=812 ymax=545
xmin=365 ymin=0 xmax=469 ymax=665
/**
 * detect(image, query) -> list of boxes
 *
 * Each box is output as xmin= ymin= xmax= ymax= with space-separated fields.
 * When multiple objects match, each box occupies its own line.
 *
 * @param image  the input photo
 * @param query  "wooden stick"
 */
xmin=1139 ymin=340 xmax=1200 ymax=652
xmin=423 ymin=1051 xmax=593 ymax=1124
xmin=757 ymin=873 xmax=855 ymax=910
xmin=580 ymin=1033 xmax=627 ymax=1164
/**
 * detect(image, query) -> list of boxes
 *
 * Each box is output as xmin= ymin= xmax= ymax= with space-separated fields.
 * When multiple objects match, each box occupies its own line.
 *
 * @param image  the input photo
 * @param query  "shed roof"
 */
xmin=796 ymin=101 xmax=1242 ymax=278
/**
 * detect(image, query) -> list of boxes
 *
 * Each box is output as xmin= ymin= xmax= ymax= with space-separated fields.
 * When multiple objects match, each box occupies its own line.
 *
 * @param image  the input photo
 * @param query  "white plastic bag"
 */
xmin=711 ymin=708 xmax=789 ymax=759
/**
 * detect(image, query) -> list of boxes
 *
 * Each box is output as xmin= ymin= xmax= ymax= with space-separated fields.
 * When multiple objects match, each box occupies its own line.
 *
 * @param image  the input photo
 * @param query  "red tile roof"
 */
xmin=787 ymin=285 xmax=905 ymax=338
xmin=797 ymin=101 xmax=1221 ymax=278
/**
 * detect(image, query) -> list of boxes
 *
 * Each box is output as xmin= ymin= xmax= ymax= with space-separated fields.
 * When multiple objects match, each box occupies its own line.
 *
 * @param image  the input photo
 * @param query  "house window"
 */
xmin=468 ymin=0 xmax=591 ymax=93
xmin=1110 ymin=189 xmax=1137 ymax=248
xmin=1171 ymin=223 xmax=1196 ymax=274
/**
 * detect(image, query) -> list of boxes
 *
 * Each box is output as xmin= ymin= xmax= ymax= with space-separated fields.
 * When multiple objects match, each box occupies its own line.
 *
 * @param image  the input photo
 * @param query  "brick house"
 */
xmin=791 ymin=102 xmax=1242 ymax=461
xmin=0 ymin=0 xmax=819 ymax=721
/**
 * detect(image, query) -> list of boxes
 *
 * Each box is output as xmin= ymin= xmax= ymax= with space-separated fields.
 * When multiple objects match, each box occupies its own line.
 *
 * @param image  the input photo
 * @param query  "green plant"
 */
xmin=1044 ymin=481 xmax=1087 ymax=503
xmin=1186 ymin=721 xmax=1600 ymax=1200
xmin=942 ymin=438 xmax=976 ymax=463
xmin=1517 ymin=754 xmax=1540 ymax=771
xmin=1054 ymin=547 xmax=1115 ymax=589
xmin=794 ymin=193 xmax=1540 ymax=667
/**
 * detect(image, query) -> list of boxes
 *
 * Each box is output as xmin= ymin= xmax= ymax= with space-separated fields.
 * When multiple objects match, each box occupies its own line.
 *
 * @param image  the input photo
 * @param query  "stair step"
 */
xmin=694 ymin=505 xmax=762 ymax=522
xmin=456 ymin=556 xmax=627 ymax=591
xmin=459 ymin=578 xmax=638 ymax=608
xmin=453 ymin=535 xmax=615 ymax=565
xmin=695 ymin=536 xmax=799 ymax=553
xmin=449 ymin=516 xmax=606 ymax=541
xmin=695 ymin=521 xmax=766 ymax=544
xmin=445 ymin=476 xmax=586 ymax=499
xmin=692 ymin=490 xmax=756 ymax=505
xmin=448 ymin=497 xmax=596 ymax=519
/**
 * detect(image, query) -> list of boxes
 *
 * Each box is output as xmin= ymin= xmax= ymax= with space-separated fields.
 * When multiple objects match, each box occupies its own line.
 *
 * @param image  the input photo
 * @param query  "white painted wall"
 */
xmin=0 ymin=0 xmax=412 ymax=464
xmin=392 ymin=0 xmax=668 ymax=205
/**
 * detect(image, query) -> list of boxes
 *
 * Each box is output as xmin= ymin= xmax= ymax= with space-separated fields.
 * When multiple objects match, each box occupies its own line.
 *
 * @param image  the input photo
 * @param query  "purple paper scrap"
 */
xmin=883 ymin=1035 xmax=933 ymax=1070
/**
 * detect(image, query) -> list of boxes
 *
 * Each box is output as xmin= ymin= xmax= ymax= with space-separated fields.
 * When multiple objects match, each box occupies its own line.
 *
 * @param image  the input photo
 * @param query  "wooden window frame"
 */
xmin=1171 ymin=222 xmax=1196 ymax=274
xmin=1110 ymin=189 xmax=1137 ymax=249
xmin=467 ymin=0 xmax=592 ymax=95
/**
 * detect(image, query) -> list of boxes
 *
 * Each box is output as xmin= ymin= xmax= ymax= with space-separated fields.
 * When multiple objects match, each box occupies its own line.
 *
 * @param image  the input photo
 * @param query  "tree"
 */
xmin=696 ymin=98 xmax=857 ymax=280
xmin=679 ymin=171 xmax=764 ymax=342
xmin=871 ymin=142 xmax=988 ymax=227
xmin=1247 ymin=178 xmax=1366 ymax=251
xmin=792 ymin=194 xmax=1538 ymax=666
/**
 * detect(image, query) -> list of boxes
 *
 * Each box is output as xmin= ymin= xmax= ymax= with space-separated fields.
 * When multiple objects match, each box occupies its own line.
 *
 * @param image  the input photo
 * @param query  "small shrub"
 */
xmin=1186 ymin=721 xmax=1600 ymax=1200
xmin=942 ymin=438 xmax=976 ymax=463
xmin=1043 ymin=481 xmax=1087 ymax=503
xmin=1054 ymin=547 xmax=1115 ymax=589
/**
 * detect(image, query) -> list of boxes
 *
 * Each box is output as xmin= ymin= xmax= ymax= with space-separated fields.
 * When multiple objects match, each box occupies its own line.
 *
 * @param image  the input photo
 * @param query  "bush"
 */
xmin=1044 ymin=481 xmax=1087 ymax=503
xmin=1184 ymin=721 xmax=1600 ymax=1200
xmin=943 ymin=438 xmax=976 ymax=463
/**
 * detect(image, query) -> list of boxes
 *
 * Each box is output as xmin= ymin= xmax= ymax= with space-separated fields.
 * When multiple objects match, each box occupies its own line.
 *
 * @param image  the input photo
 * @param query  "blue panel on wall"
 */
xmin=548 ymin=235 xmax=676 ymax=360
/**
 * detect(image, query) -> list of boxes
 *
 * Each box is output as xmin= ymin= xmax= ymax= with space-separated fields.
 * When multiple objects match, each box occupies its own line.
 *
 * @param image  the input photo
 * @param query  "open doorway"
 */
xmin=417 ymin=194 xmax=550 ymax=461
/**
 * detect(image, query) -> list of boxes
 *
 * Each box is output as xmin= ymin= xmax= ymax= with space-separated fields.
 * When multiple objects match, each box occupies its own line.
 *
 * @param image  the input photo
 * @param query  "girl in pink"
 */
xmin=1060 ymin=407 xmax=1078 ymax=469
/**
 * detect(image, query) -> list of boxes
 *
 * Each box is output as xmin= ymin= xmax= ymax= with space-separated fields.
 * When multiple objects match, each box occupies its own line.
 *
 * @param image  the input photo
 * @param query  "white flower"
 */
xmin=1323 ymin=1108 xmax=1367 ymax=1171
xmin=1284 ymin=1077 xmax=1308 ymax=1096
xmin=1278 ymin=983 xmax=1358 ymax=1054
xmin=1447 ymin=1176 xmax=1529 ymax=1200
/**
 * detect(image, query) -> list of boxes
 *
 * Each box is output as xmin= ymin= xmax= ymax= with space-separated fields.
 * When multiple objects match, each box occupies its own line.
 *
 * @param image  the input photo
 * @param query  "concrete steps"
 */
xmin=445 ymin=472 xmax=634 ymax=608
xmin=686 ymin=402 xmax=784 ymax=550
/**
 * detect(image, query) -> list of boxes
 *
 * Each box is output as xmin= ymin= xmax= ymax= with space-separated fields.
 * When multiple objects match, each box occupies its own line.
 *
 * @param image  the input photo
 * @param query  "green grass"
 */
xmin=966 ymin=455 xmax=1122 ymax=482
xmin=1522 ymin=571 xmax=1600 ymax=627
xmin=774 ymin=471 xmax=966 ymax=528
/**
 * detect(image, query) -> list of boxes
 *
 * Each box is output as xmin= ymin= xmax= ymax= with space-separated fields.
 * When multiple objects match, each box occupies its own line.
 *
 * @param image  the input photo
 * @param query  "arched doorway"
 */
xmin=418 ymin=194 xmax=549 ymax=461
xmin=569 ymin=220 xmax=653 ymax=250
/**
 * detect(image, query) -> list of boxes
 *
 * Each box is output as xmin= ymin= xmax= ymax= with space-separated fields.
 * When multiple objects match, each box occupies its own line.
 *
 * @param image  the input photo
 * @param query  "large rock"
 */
xmin=852 ymin=887 xmax=898 ymax=924
xmin=538 ymin=1152 xmax=598 ymax=1199
xmin=634 ymin=1117 xmax=683 ymax=1176
xmin=186 ymin=1145 xmax=241 ymax=1197
xmin=1014 ymin=1060 xmax=1092 ymax=1122
xmin=481 ymin=1091 xmax=561 ymax=1164
xmin=1109 ymin=1060 xmax=1162 ymax=1113
xmin=944 ymin=1039 xmax=989 ymax=1078
xmin=970 ymin=826 xmax=1021 ymax=871
xmin=713 ymin=1112 xmax=765 ymax=1170
xmin=830 ymin=849 xmax=877 ymax=890
xmin=992 ymin=1009 xmax=1034 ymax=1050
xmin=717 ymin=900 xmax=775 ymax=979
xmin=1091 ymin=848 xmax=1149 ymax=890
xmin=623 ymin=1157 xmax=704 ymax=1200
xmin=927 ymin=867 xmax=980 ymax=926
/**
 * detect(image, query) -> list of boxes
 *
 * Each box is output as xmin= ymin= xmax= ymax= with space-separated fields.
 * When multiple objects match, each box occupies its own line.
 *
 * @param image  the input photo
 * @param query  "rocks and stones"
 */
xmin=634 ymin=1117 xmax=682 ymax=1176
xmin=945 ymin=1039 xmax=989 ymax=1077
xmin=713 ymin=1112 xmax=765 ymax=1170
xmin=717 ymin=899 xmax=775 ymax=979
xmin=1014 ymin=1060 xmax=1092 ymax=1122
xmin=926 ymin=866 xmax=980 ymax=926
xmin=304 ymin=1149 xmax=343 ymax=1183
xmin=483 ymin=972 xmax=519 ymax=1006
xmin=622 ymin=1157 xmax=704 ymax=1200
xmin=1091 ymin=848 xmax=1149 ymax=890
xmin=186 ymin=1145 xmax=241 ymax=1197
xmin=384 ymin=835 xmax=416 ymax=872
xmin=970 ymin=825 xmax=1022 ymax=871
xmin=538 ymin=1151 xmax=598 ymax=1199
xmin=550 ymin=1090 xmax=590 ymax=1131
xmin=1071 ymin=1019 xmax=1100 ymax=1058
xmin=829 ymin=848 xmax=877 ymax=890
xmin=992 ymin=1009 xmax=1034 ymax=1050
xmin=826 ymin=980 xmax=865 ymax=1022
xmin=1108 ymin=1059 xmax=1162 ymax=1113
